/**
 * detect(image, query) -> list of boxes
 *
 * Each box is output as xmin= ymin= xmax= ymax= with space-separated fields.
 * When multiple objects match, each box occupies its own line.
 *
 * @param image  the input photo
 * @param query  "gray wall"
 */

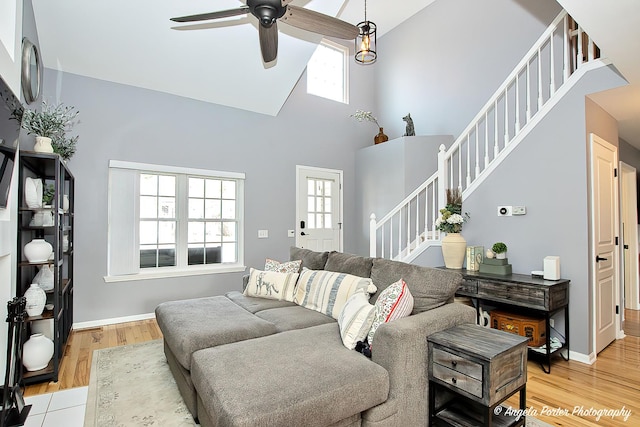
xmin=374 ymin=0 xmax=562 ymax=140
xmin=42 ymin=58 xmax=376 ymax=323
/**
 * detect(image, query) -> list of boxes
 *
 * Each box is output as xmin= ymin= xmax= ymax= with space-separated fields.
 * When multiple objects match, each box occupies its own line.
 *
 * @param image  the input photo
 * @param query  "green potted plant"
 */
xmin=491 ymin=242 xmax=508 ymax=259
xmin=21 ymin=101 xmax=79 ymax=157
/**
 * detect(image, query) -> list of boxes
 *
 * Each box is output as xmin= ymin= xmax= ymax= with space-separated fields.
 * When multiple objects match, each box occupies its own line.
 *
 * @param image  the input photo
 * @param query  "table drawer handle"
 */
xmin=451 ymin=360 xmax=457 ymax=367
xmin=451 ymin=377 xmax=457 ymax=384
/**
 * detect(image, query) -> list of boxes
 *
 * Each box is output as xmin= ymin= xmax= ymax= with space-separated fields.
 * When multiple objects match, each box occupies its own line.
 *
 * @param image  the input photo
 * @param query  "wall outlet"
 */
xmin=513 ymin=206 xmax=527 ymax=215
xmin=258 ymin=230 xmax=269 ymax=239
xmin=497 ymin=206 xmax=512 ymax=216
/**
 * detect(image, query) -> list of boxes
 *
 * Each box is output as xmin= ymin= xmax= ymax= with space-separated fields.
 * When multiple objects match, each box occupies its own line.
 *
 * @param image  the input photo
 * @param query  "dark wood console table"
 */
xmin=448 ymin=269 xmax=570 ymax=374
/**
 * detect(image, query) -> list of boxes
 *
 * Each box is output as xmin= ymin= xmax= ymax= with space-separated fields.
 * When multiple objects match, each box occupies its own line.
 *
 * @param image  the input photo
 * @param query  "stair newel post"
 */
xmin=369 ymin=213 xmax=377 ymax=257
xmin=437 ymin=144 xmax=447 ymax=239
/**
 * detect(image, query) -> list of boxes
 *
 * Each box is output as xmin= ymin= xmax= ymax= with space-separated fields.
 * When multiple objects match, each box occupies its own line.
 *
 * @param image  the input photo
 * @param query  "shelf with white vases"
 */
xmin=16 ymin=151 xmax=74 ymax=385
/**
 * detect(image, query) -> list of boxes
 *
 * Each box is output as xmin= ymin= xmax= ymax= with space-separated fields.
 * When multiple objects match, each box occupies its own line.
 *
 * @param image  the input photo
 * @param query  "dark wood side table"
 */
xmin=428 ymin=324 xmax=529 ymax=427
xmin=449 ymin=268 xmax=570 ymax=374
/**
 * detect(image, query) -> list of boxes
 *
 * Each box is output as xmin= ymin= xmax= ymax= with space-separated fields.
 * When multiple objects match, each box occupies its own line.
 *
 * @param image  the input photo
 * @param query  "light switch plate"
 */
xmin=258 ymin=230 xmax=269 ymax=239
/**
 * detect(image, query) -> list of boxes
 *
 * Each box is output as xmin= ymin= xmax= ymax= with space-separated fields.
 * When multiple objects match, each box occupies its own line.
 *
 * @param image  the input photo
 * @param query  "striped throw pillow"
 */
xmin=368 ymin=279 xmax=414 ymax=346
xmin=294 ymin=269 xmax=377 ymax=319
xmin=338 ymin=291 xmax=376 ymax=349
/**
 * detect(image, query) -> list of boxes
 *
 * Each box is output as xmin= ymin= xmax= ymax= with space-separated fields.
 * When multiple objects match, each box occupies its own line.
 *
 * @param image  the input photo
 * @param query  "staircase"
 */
xmin=370 ymin=10 xmax=603 ymax=262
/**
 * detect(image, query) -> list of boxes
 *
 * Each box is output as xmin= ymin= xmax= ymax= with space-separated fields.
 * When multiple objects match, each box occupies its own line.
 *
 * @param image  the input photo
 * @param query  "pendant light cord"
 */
xmin=364 ymin=0 xmax=368 ymax=22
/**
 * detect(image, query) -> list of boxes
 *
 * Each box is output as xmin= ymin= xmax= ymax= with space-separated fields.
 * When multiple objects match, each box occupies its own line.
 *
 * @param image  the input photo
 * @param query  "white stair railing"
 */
xmin=370 ymin=11 xmax=600 ymax=261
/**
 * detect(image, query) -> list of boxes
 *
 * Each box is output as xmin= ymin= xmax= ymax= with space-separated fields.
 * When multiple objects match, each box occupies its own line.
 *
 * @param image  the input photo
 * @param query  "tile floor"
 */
xmin=23 ymin=386 xmax=88 ymax=427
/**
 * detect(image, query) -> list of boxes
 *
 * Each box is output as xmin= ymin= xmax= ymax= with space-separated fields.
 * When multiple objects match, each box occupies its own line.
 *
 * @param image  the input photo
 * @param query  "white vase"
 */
xmin=24 ymin=177 xmax=43 ymax=209
xmin=496 ymin=252 xmax=507 ymax=259
xmin=24 ymin=238 xmax=53 ymax=263
xmin=31 ymin=319 xmax=54 ymax=341
xmin=441 ymin=232 xmax=467 ymax=269
xmin=62 ymin=195 xmax=70 ymax=212
xmin=33 ymin=265 xmax=54 ymax=291
xmin=23 ymin=333 xmax=54 ymax=371
xmin=24 ymin=284 xmax=47 ymax=316
xmin=62 ymin=234 xmax=69 ymax=252
xmin=34 ymin=136 xmax=54 ymax=153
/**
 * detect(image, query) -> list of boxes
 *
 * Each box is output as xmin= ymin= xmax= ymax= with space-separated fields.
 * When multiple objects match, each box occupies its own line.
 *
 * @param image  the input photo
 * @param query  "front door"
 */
xmin=589 ymin=133 xmax=619 ymax=354
xmin=296 ymin=166 xmax=342 ymax=251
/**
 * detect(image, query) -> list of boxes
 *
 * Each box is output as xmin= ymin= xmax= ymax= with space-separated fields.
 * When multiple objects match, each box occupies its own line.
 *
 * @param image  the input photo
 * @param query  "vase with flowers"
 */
xmin=351 ymin=110 xmax=388 ymax=144
xmin=435 ymin=188 xmax=470 ymax=269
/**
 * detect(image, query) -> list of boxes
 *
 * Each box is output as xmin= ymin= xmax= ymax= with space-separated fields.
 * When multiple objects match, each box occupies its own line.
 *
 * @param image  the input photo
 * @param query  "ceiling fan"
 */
xmin=171 ymin=0 xmax=359 ymax=63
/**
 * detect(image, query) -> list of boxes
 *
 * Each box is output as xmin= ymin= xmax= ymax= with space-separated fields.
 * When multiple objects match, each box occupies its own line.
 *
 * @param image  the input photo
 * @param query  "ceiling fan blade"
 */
xmin=280 ymin=5 xmax=359 ymax=40
xmin=171 ymin=6 xmax=249 ymax=23
xmin=259 ymin=22 xmax=278 ymax=63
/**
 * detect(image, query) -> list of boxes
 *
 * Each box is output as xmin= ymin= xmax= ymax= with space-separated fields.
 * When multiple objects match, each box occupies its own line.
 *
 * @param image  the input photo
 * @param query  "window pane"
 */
xmin=222 ymin=181 xmax=236 ymax=199
xmin=205 ymin=245 xmax=222 ymax=264
xmin=307 ymin=179 xmax=315 ymax=196
xmin=222 ymin=222 xmax=236 ymax=242
xmin=158 ymin=246 xmax=176 ymax=267
xmin=140 ymin=246 xmax=157 ymax=269
xmin=316 ymin=197 xmax=324 ymax=212
xmin=205 ymin=200 xmax=221 ymax=219
xmin=308 ymin=196 xmax=315 ymax=212
xmin=222 ymin=243 xmax=237 ymax=263
xmin=188 ymin=245 xmax=204 ymax=265
xmin=325 ymin=198 xmax=332 ymax=213
xmin=307 ymin=42 xmax=347 ymax=103
xmin=206 ymin=179 xmax=221 ymax=198
xmin=189 ymin=221 xmax=205 ymax=243
xmin=140 ymin=221 xmax=157 ymax=244
xmin=158 ymin=221 xmax=176 ymax=244
xmin=140 ymin=196 xmax=157 ymax=218
xmin=140 ymin=174 xmax=157 ymax=195
xmin=324 ymin=181 xmax=332 ymax=196
xmin=222 ymin=200 xmax=235 ymax=219
xmin=189 ymin=199 xmax=204 ymax=219
xmin=158 ymin=175 xmax=175 ymax=196
xmin=159 ymin=197 xmax=175 ymax=218
xmin=189 ymin=177 xmax=205 ymax=198
xmin=316 ymin=181 xmax=323 ymax=196
xmin=206 ymin=222 xmax=222 ymax=242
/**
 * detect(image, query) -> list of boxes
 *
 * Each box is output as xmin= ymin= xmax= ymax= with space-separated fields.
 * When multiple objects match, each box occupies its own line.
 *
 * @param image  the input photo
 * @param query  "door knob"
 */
xmin=596 ymin=255 xmax=608 ymax=262
xmin=301 ymin=232 xmax=309 ymax=236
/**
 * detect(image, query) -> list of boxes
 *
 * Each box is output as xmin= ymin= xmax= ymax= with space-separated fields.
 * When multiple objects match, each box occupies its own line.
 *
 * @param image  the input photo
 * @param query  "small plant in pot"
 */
xmin=21 ymin=101 xmax=79 ymax=157
xmin=491 ymin=242 xmax=508 ymax=259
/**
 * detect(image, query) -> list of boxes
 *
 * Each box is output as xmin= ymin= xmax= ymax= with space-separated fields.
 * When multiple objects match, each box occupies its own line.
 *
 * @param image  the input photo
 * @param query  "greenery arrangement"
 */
xmin=43 ymin=184 xmax=55 ymax=205
xmin=435 ymin=188 xmax=469 ymax=234
xmin=21 ymin=101 xmax=80 ymax=161
xmin=491 ymin=242 xmax=508 ymax=254
xmin=351 ymin=110 xmax=382 ymax=128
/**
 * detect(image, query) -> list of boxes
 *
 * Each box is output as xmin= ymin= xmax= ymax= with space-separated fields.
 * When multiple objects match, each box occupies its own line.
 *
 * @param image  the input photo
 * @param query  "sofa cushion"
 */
xmin=244 ymin=268 xmax=299 ymax=301
xmin=255 ymin=305 xmax=335 ymax=332
xmin=290 ymin=246 xmax=329 ymax=270
xmin=295 ymin=269 xmax=377 ymax=319
xmin=191 ymin=323 xmax=389 ymax=427
xmin=338 ymin=291 xmax=376 ymax=350
xmin=225 ymin=291 xmax=296 ymax=313
xmin=265 ymin=258 xmax=302 ymax=273
xmin=325 ymin=251 xmax=374 ymax=278
xmin=368 ymin=279 xmax=414 ymax=346
xmin=370 ymin=259 xmax=462 ymax=313
xmin=155 ymin=296 xmax=278 ymax=369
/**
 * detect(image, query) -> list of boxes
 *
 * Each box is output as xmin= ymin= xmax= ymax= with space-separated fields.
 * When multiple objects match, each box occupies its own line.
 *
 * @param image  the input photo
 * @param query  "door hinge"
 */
xmin=615 ymin=236 xmax=619 ymax=245
xmin=616 ymin=305 xmax=620 ymax=315
xmin=614 ymin=168 xmax=618 ymax=177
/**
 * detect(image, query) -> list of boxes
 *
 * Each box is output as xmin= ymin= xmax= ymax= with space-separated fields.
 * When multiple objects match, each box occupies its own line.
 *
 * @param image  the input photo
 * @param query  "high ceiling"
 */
xmin=31 ymin=0 xmax=435 ymax=116
xmin=32 ymin=0 xmax=640 ymax=146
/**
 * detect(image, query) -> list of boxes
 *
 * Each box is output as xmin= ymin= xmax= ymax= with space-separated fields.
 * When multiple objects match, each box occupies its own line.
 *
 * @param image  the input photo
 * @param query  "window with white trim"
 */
xmin=106 ymin=161 xmax=245 ymax=281
xmin=307 ymin=40 xmax=349 ymax=104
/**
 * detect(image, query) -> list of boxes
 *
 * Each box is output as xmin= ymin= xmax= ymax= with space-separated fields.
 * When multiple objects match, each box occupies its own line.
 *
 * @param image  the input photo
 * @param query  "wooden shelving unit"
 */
xmin=16 ymin=151 xmax=74 ymax=384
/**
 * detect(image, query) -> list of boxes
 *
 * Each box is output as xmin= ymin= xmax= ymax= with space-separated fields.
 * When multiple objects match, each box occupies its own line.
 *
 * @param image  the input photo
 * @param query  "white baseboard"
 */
xmin=569 ymin=350 xmax=595 ymax=365
xmin=73 ymin=312 xmax=156 ymax=330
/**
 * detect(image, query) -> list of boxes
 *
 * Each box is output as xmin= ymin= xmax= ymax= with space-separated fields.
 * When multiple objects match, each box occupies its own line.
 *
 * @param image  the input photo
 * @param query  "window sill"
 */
xmin=103 ymin=264 xmax=247 ymax=283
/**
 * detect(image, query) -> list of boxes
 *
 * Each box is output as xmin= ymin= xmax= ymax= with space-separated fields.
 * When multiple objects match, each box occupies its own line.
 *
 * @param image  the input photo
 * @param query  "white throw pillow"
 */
xmin=368 ymin=279 xmax=414 ymax=346
xmin=244 ymin=268 xmax=299 ymax=302
xmin=338 ymin=291 xmax=376 ymax=350
xmin=294 ymin=269 xmax=377 ymax=319
xmin=264 ymin=258 xmax=302 ymax=274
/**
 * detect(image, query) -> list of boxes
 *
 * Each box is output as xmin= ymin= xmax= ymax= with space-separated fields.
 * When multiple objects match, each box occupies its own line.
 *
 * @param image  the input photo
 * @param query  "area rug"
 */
xmin=84 ymin=339 xmax=553 ymax=427
xmin=84 ymin=339 xmax=197 ymax=426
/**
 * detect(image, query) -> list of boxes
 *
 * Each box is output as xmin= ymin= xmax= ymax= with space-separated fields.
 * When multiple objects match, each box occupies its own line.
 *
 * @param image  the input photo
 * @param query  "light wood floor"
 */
xmin=624 ymin=308 xmax=640 ymax=337
xmin=24 ymin=319 xmax=640 ymax=426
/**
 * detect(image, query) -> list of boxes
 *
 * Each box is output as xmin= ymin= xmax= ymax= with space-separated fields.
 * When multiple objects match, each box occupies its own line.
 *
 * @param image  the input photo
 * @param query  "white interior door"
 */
xmin=589 ymin=134 xmax=619 ymax=354
xmin=296 ymin=166 xmax=343 ymax=252
xmin=620 ymin=162 xmax=640 ymax=310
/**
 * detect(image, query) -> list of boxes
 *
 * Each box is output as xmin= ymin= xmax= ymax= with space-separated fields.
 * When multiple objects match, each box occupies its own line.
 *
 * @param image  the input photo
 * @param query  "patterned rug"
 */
xmin=84 ymin=339 xmax=554 ymax=426
xmin=84 ymin=339 xmax=196 ymax=426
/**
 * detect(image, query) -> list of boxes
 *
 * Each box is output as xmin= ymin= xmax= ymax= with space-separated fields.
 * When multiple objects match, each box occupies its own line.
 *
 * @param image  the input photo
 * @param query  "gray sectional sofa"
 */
xmin=155 ymin=247 xmax=476 ymax=427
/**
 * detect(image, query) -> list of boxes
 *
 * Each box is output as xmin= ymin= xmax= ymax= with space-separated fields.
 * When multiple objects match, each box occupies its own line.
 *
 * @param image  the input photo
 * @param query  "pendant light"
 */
xmin=355 ymin=0 xmax=377 ymax=64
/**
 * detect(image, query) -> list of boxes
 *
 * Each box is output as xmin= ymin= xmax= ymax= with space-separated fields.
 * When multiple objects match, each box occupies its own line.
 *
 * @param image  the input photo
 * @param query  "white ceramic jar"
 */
xmin=24 ymin=284 xmax=47 ymax=316
xmin=23 ymin=239 xmax=53 ymax=263
xmin=23 ymin=333 xmax=54 ymax=371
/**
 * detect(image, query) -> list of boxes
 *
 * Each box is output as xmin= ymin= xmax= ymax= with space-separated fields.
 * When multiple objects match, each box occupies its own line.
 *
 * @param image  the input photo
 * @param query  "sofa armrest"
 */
xmin=242 ymin=274 xmax=249 ymax=291
xmin=363 ymin=303 xmax=476 ymax=425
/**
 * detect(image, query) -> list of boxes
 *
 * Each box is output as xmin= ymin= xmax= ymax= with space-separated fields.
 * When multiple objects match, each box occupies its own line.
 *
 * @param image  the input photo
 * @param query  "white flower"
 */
xmin=446 ymin=214 xmax=465 ymax=225
xmin=435 ymin=217 xmax=443 ymax=227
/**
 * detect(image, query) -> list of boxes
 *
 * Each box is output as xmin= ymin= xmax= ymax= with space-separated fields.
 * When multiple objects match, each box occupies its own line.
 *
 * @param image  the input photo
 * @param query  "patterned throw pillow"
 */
xmin=264 ymin=258 xmax=302 ymax=274
xmin=244 ymin=268 xmax=300 ymax=302
xmin=294 ymin=269 xmax=377 ymax=319
xmin=368 ymin=279 xmax=414 ymax=346
xmin=338 ymin=291 xmax=376 ymax=350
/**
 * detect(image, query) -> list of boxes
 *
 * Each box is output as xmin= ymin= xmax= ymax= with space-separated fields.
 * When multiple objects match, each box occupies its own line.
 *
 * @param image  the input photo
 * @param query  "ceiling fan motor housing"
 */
xmin=248 ymin=0 xmax=287 ymax=27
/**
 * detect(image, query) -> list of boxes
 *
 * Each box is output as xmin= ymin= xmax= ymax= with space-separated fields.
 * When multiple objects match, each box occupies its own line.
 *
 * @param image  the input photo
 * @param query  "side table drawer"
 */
xmin=458 ymin=278 xmax=478 ymax=295
xmin=432 ymin=363 xmax=483 ymax=398
xmin=432 ymin=347 xmax=483 ymax=380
